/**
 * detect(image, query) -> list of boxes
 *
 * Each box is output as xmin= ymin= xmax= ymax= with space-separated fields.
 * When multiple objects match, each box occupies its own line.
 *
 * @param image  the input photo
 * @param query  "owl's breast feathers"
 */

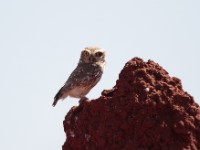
xmin=66 ymin=62 xmax=103 ymax=88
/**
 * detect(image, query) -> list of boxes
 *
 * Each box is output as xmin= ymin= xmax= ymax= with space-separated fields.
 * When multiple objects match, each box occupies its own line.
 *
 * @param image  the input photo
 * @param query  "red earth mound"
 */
xmin=62 ymin=57 xmax=200 ymax=150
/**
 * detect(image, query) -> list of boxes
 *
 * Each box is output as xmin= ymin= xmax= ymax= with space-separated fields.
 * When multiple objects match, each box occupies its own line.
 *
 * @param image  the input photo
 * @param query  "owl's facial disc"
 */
xmin=80 ymin=47 xmax=105 ymax=64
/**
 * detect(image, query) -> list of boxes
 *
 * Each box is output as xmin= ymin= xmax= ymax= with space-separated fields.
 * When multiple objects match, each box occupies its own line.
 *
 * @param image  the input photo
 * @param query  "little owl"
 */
xmin=52 ymin=47 xmax=106 ymax=106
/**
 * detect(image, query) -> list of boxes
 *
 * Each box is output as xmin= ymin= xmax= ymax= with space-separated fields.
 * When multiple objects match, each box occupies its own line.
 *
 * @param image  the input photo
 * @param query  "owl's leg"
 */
xmin=79 ymin=96 xmax=88 ymax=104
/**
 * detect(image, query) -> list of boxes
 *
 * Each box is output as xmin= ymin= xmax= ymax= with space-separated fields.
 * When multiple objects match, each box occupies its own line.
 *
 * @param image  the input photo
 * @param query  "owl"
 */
xmin=52 ymin=47 xmax=106 ymax=107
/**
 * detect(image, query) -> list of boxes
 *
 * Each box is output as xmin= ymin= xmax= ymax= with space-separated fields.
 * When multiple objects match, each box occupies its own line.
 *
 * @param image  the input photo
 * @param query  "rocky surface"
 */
xmin=62 ymin=57 xmax=200 ymax=150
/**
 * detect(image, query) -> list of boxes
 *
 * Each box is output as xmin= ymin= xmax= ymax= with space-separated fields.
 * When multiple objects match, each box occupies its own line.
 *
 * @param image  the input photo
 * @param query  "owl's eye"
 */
xmin=82 ymin=50 xmax=90 ymax=57
xmin=95 ymin=52 xmax=103 ymax=57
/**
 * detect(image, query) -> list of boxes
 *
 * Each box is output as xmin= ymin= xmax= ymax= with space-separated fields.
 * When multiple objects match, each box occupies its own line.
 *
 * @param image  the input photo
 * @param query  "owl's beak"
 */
xmin=90 ymin=57 xmax=96 ymax=62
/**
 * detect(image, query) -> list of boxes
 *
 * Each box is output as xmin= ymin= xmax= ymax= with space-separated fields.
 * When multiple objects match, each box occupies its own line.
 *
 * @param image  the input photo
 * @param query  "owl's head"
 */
xmin=80 ymin=47 xmax=106 ymax=64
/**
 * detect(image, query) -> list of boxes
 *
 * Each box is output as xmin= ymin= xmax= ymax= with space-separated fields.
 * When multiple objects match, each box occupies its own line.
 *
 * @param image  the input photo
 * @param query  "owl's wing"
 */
xmin=64 ymin=65 xmax=89 ymax=88
xmin=64 ymin=63 xmax=103 ymax=90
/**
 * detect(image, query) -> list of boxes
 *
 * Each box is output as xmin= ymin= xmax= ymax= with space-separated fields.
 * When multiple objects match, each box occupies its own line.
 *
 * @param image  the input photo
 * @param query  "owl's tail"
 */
xmin=52 ymin=89 xmax=63 ymax=107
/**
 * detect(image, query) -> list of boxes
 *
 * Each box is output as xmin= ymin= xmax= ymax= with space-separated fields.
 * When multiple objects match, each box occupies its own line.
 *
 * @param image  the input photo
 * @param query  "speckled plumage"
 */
xmin=52 ymin=47 xmax=106 ymax=106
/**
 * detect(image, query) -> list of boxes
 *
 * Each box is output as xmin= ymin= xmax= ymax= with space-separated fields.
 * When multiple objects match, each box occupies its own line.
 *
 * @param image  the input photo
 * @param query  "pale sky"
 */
xmin=0 ymin=0 xmax=200 ymax=150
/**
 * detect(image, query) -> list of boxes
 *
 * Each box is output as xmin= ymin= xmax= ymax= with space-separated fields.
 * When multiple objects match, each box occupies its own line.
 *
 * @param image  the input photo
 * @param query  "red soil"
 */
xmin=62 ymin=57 xmax=200 ymax=150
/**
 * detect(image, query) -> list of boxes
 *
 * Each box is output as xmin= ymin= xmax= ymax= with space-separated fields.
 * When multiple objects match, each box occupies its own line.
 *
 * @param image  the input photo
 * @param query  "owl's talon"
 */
xmin=79 ymin=97 xmax=88 ymax=104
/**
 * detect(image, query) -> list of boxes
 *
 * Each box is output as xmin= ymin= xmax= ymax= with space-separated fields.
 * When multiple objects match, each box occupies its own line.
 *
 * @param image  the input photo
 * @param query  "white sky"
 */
xmin=0 ymin=0 xmax=200 ymax=150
